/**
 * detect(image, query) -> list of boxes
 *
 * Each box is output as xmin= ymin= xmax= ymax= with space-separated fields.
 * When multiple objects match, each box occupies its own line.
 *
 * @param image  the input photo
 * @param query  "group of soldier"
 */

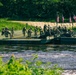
xmin=42 ymin=24 xmax=73 ymax=37
xmin=22 ymin=24 xmax=73 ymax=38
xmin=22 ymin=27 xmax=33 ymax=37
xmin=1 ymin=24 xmax=73 ymax=39
xmin=22 ymin=26 xmax=41 ymax=37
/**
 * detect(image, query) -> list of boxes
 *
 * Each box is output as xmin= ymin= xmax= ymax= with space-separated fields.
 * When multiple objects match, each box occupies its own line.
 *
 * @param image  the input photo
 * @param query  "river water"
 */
xmin=0 ymin=44 xmax=76 ymax=75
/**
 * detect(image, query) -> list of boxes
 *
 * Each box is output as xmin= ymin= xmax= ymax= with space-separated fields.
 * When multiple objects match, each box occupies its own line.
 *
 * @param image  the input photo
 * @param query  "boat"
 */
xmin=1 ymin=33 xmax=76 ymax=45
xmin=0 ymin=37 xmax=54 ymax=45
xmin=54 ymin=37 xmax=76 ymax=44
xmin=52 ymin=32 xmax=76 ymax=44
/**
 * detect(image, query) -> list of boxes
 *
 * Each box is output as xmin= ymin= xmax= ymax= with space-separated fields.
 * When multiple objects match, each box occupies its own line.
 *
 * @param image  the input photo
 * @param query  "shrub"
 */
xmin=0 ymin=54 xmax=63 ymax=75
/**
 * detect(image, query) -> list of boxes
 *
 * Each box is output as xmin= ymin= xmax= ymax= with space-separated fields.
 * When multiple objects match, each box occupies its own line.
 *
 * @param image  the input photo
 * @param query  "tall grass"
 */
xmin=0 ymin=18 xmax=36 ymax=31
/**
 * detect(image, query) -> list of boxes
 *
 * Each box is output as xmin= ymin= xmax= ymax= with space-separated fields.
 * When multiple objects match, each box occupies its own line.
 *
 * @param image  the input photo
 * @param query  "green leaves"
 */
xmin=0 ymin=0 xmax=76 ymax=21
xmin=0 ymin=55 xmax=63 ymax=75
xmin=0 ymin=2 xmax=3 ymax=6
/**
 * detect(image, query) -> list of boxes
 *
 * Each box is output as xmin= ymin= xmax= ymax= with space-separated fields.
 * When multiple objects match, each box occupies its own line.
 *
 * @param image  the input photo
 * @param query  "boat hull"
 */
xmin=0 ymin=39 xmax=51 ymax=45
xmin=54 ymin=37 xmax=76 ymax=44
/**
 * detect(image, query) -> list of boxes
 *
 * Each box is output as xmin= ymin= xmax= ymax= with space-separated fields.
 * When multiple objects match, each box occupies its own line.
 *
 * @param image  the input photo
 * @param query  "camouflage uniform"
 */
xmin=39 ymin=27 xmax=44 ymax=36
xmin=63 ymin=26 xmax=68 ymax=33
xmin=27 ymin=28 xmax=32 ymax=37
xmin=48 ymin=28 xmax=51 ymax=36
xmin=43 ymin=24 xmax=47 ymax=34
xmin=1 ymin=28 xmax=5 ymax=35
xmin=4 ymin=27 xmax=11 ymax=38
xmin=22 ymin=27 xmax=26 ymax=36
xmin=11 ymin=27 xmax=14 ymax=37
xmin=34 ymin=26 xmax=38 ymax=37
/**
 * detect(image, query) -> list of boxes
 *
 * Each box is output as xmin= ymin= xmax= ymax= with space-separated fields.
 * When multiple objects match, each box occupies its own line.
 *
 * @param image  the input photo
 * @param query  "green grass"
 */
xmin=0 ymin=18 xmax=36 ymax=31
xmin=0 ymin=54 xmax=63 ymax=75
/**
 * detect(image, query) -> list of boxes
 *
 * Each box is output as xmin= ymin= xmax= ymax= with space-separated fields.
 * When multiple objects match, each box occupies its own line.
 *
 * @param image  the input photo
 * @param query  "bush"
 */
xmin=0 ymin=54 xmax=63 ymax=75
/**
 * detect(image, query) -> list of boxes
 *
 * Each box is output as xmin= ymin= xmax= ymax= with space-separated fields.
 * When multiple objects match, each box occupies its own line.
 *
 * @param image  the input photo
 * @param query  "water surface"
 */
xmin=0 ymin=44 xmax=76 ymax=70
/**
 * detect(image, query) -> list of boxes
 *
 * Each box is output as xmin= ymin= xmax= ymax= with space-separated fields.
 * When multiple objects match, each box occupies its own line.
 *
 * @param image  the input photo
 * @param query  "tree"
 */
xmin=0 ymin=1 xmax=3 ymax=6
xmin=0 ymin=0 xmax=76 ymax=21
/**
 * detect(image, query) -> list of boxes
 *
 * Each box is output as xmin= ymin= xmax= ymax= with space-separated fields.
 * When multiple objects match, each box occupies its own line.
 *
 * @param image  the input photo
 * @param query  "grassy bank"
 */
xmin=0 ymin=18 xmax=76 ymax=32
xmin=0 ymin=55 xmax=63 ymax=75
xmin=0 ymin=18 xmax=36 ymax=31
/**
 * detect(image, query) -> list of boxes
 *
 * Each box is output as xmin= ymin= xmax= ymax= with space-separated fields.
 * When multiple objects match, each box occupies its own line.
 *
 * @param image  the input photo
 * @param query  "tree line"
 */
xmin=0 ymin=0 xmax=76 ymax=22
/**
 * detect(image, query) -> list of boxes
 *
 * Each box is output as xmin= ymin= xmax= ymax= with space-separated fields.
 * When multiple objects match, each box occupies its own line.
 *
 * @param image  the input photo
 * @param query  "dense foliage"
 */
xmin=0 ymin=0 xmax=76 ymax=21
xmin=0 ymin=54 xmax=63 ymax=75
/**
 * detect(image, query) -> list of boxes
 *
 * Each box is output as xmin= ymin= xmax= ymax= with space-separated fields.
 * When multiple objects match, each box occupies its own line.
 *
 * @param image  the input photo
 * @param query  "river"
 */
xmin=0 ymin=44 xmax=76 ymax=75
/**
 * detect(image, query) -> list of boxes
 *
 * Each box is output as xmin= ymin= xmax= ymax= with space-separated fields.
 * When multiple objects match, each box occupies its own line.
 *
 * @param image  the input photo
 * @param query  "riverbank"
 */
xmin=11 ymin=21 xmax=76 ymax=28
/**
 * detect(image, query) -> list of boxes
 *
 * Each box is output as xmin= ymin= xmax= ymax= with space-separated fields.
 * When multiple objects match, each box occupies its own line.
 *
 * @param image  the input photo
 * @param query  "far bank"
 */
xmin=11 ymin=21 xmax=76 ymax=29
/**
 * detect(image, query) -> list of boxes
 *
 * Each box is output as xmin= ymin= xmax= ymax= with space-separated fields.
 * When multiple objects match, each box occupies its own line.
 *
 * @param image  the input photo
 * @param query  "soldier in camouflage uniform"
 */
xmin=47 ymin=25 xmax=51 ymax=36
xmin=27 ymin=28 xmax=32 ymax=37
xmin=1 ymin=28 xmax=5 ymax=35
xmin=43 ymin=24 xmax=48 ymax=34
xmin=39 ymin=26 xmax=44 ymax=36
xmin=34 ymin=26 xmax=38 ymax=37
xmin=22 ymin=27 xmax=26 ymax=36
xmin=63 ymin=26 xmax=68 ymax=33
xmin=4 ymin=27 xmax=11 ymax=38
xmin=11 ymin=27 xmax=14 ymax=37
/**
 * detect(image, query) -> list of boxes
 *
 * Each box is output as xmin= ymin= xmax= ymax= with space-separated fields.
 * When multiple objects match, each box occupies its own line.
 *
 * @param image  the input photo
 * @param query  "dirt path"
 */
xmin=11 ymin=21 xmax=76 ymax=28
xmin=11 ymin=21 xmax=56 ymax=28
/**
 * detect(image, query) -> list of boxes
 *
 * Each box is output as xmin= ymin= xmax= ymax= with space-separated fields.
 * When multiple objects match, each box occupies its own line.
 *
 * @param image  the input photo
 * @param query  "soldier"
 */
xmin=63 ymin=26 xmax=68 ymax=33
xmin=26 ymin=23 xmax=28 ymax=28
xmin=1 ymin=28 xmax=5 ymax=35
xmin=48 ymin=24 xmax=50 ymax=29
xmin=22 ymin=27 xmax=26 ymax=36
xmin=52 ymin=27 xmax=57 ymax=37
xmin=11 ymin=27 xmax=14 ymax=37
xmin=27 ymin=28 xmax=32 ymax=37
xmin=43 ymin=24 xmax=47 ymax=34
xmin=34 ymin=26 xmax=38 ymax=37
xmin=47 ymin=26 xmax=51 ymax=36
xmin=39 ymin=27 xmax=44 ymax=36
xmin=4 ymin=27 xmax=11 ymax=38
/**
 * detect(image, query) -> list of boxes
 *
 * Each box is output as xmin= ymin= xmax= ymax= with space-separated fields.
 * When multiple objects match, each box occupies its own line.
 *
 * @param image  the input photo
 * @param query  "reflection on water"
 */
xmin=0 ymin=44 xmax=76 ymax=52
xmin=0 ymin=44 xmax=76 ymax=70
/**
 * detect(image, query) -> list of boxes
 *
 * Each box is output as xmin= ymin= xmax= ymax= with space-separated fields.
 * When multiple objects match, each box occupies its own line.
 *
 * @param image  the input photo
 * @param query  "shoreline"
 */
xmin=11 ymin=21 xmax=76 ymax=28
